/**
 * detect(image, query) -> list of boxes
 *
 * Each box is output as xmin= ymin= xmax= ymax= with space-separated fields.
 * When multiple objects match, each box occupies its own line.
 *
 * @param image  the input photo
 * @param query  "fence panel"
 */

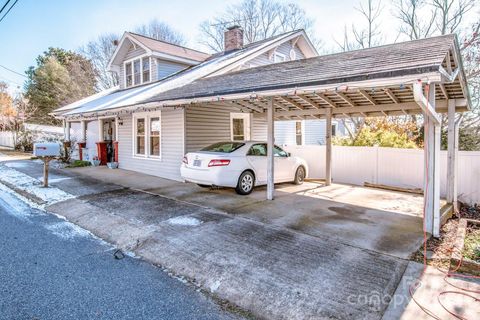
xmin=283 ymin=145 xmax=480 ymax=205
xmin=0 ymin=131 xmax=15 ymax=148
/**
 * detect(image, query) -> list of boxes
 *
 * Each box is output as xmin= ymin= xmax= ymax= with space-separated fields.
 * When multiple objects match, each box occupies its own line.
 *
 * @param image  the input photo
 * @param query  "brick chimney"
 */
xmin=224 ymin=25 xmax=244 ymax=52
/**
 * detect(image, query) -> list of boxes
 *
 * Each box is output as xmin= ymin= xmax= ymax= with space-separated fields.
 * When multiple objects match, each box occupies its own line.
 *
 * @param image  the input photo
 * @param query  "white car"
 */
xmin=181 ymin=141 xmax=308 ymax=195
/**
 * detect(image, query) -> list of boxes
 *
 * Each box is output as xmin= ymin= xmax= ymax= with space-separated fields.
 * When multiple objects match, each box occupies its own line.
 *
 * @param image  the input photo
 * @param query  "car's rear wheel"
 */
xmin=235 ymin=171 xmax=255 ymax=195
xmin=293 ymin=166 xmax=306 ymax=185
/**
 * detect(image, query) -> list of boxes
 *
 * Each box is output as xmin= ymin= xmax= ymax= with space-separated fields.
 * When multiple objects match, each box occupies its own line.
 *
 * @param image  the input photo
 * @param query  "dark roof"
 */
xmin=127 ymin=32 xmax=210 ymax=62
xmin=145 ymin=34 xmax=456 ymax=103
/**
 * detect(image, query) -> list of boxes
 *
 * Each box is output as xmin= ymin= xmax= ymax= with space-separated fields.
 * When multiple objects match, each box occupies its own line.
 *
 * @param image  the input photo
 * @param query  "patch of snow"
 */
xmin=44 ymin=221 xmax=90 ymax=240
xmin=35 ymin=177 xmax=72 ymax=183
xmin=5 ymin=162 xmax=30 ymax=168
xmin=209 ymin=280 xmax=221 ymax=292
xmin=0 ymin=164 xmax=75 ymax=207
xmin=166 ymin=216 xmax=202 ymax=226
xmin=0 ymin=182 xmax=36 ymax=220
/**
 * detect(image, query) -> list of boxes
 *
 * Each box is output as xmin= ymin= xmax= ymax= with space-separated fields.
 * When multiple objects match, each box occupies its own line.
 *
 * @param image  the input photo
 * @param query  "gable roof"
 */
xmin=145 ymin=34 xmax=461 ymax=103
xmin=127 ymin=32 xmax=211 ymax=62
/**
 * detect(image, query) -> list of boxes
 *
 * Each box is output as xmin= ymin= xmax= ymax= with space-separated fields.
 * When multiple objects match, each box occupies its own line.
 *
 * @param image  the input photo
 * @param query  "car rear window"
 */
xmin=201 ymin=142 xmax=245 ymax=153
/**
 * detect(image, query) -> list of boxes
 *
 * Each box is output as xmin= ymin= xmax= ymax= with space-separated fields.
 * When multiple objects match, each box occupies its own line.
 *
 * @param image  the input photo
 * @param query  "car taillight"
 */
xmin=208 ymin=159 xmax=230 ymax=167
xmin=182 ymin=156 xmax=188 ymax=164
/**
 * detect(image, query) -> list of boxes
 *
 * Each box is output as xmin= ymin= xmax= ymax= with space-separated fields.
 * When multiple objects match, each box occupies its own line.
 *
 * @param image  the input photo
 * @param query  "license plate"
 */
xmin=193 ymin=159 xmax=202 ymax=167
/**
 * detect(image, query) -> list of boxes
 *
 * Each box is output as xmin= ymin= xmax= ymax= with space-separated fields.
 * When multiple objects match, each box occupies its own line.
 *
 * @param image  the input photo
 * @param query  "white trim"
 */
xmin=107 ymin=33 xmax=152 ymax=71
xmin=132 ymin=111 xmax=162 ymax=160
xmin=151 ymin=51 xmax=202 ymax=66
xmin=230 ymin=113 xmax=251 ymax=141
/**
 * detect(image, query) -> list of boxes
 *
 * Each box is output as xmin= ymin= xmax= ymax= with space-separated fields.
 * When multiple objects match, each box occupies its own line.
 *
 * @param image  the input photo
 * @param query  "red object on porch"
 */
xmin=77 ymin=142 xmax=86 ymax=160
xmin=95 ymin=142 xmax=108 ymax=165
xmin=113 ymin=141 xmax=119 ymax=163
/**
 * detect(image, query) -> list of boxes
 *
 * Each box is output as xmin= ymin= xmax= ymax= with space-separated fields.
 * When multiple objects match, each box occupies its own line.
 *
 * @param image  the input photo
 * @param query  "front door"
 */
xmin=102 ymin=119 xmax=116 ymax=162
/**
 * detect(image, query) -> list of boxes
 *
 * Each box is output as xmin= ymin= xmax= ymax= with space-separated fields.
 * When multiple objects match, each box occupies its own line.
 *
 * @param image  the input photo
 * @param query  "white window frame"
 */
xmin=295 ymin=120 xmax=304 ymax=146
xmin=230 ymin=113 xmax=251 ymax=141
xmin=124 ymin=54 xmax=152 ymax=88
xmin=273 ymin=51 xmax=286 ymax=63
xmin=132 ymin=111 xmax=161 ymax=160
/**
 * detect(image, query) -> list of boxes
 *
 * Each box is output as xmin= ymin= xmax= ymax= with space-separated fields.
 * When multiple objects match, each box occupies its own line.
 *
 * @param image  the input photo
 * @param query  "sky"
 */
xmin=0 ymin=0 xmax=476 ymax=95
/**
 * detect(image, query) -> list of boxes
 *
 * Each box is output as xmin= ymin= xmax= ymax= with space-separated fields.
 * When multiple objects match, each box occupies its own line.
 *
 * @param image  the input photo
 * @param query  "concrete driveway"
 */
xmin=71 ymin=166 xmax=425 ymax=259
xmin=0 ymin=160 xmax=429 ymax=319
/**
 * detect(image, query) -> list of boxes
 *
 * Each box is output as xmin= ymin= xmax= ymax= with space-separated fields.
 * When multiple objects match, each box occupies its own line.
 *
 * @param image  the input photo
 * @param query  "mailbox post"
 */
xmin=33 ymin=143 xmax=61 ymax=187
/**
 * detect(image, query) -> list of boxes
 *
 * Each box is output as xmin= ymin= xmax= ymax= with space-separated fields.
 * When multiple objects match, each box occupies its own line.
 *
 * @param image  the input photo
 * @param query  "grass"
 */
xmin=67 ymin=160 xmax=91 ymax=168
xmin=463 ymin=225 xmax=480 ymax=262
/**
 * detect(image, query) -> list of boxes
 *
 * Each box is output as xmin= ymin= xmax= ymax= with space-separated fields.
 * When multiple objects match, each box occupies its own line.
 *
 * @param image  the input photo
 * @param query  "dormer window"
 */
xmin=125 ymin=56 xmax=151 ymax=88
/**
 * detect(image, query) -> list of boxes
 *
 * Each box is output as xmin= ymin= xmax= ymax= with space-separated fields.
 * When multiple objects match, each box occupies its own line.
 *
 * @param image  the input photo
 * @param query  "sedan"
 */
xmin=181 ymin=141 xmax=308 ymax=195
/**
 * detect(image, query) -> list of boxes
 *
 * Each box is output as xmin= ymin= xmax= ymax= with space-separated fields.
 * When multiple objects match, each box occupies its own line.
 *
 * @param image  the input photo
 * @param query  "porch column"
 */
xmin=267 ymin=97 xmax=275 ymax=200
xmin=423 ymin=83 xmax=441 ymax=237
xmin=80 ymin=120 xmax=87 ymax=143
xmin=98 ymin=119 xmax=104 ymax=142
xmin=64 ymin=120 xmax=71 ymax=141
xmin=325 ymin=108 xmax=332 ymax=186
xmin=446 ymin=99 xmax=459 ymax=212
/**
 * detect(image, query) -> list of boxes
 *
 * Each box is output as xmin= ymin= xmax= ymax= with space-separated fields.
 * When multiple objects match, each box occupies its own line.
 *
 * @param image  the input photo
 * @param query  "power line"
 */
xmin=0 ymin=0 xmax=12 ymax=16
xmin=0 ymin=0 xmax=18 ymax=23
xmin=0 ymin=75 xmax=22 ymax=87
xmin=0 ymin=64 xmax=26 ymax=78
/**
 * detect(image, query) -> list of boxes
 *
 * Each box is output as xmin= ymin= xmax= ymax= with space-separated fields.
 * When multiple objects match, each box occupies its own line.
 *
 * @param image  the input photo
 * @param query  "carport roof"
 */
xmin=143 ymin=34 xmax=469 ymax=111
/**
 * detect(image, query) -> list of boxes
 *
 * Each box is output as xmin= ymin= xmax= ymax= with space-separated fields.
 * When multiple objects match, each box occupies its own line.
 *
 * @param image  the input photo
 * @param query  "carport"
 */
xmin=99 ymin=34 xmax=471 ymax=237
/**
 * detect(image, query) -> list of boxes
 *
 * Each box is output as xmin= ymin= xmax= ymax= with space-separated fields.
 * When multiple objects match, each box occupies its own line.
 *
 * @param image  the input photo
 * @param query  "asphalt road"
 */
xmin=0 ymin=187 xmax=242 ymax=320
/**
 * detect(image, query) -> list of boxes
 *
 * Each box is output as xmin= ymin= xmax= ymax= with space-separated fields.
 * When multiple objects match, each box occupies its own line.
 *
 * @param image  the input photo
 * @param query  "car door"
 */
xmin=246 ymin=143 xmax=267 ymax=184
xmin=274 ymin=145 xmax=295 ymax=181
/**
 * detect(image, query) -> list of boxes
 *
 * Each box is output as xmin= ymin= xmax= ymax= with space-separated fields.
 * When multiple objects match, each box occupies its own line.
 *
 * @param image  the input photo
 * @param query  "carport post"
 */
xmin=267 ymin=97 xmax=275 ymax=200
xmin=64 ymin=120 xmax=71 ymax=141
xmin=446 ymin=99 xmax=459 ymax=212
xmin=325 ymin=108 xmax=332 ymax=186
xmin=423 ymin=84 xmax=441 ymax=237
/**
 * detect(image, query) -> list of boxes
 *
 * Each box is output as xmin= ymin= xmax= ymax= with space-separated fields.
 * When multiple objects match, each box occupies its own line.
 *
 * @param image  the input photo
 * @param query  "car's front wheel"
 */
xmin=293 ymin=166 xmax=306 ymax=185
xmin=235 ymin=171 xmax=255 ymax=195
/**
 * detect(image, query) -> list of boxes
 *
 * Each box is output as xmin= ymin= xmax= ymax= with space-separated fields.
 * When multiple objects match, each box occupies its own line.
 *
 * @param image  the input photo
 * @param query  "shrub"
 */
xmin=67 ymin=160 xmax=91 ymax=168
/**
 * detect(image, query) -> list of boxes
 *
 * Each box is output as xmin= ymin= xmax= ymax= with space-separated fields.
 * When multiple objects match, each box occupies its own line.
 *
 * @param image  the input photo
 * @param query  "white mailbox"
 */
xmin=33 ymin=142 xmax=61 ymax=157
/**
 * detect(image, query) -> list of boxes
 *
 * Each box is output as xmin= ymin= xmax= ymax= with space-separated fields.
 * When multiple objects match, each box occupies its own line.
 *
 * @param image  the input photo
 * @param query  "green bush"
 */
xmin=67 ymin=160 xmax=91 ymax=168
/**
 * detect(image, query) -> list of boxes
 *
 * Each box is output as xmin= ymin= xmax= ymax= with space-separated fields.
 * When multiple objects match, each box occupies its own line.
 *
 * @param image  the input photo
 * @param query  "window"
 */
xmin=125 ymin=56 xmax=152 ymax=88
xmin=133 ymin=59 xmax=141 ymax=85
xmin=230 ymin=113 xmax=250 ymax=141
xmin=125 ymin=62 xmax=133 ymax=87
xmin=133 ymin=112 xmax=161 ymax=159
xmin=295 ymin=121 xmax=303 ymax=145
xmin=332 ymin=123 xmax=337 ymax=137
xmin=136 ymin=118 xmax=145 ymax=155
xmin=150 ymin=117 xmax=160 ymax=156
xmin=202 ymin=142 xmax=245 ymax=153
xmin=247 ymin=144 xmax=267 ymax=156
xmin=273 ymin=51 xmax=286 ymax=63
xmin=142 ymin=57 xmax=150 ymax=83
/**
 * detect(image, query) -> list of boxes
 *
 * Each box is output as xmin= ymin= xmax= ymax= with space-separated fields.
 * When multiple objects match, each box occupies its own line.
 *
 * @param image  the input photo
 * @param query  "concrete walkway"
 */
xmin=1 ymin=158 xmax=477 ymax=319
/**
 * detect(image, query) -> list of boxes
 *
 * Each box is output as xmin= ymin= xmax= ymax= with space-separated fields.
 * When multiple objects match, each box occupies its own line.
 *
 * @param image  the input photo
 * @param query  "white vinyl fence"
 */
xmin=0 ymin=131 xmax=16 ymax=148
xmin=283 ymin=145 xmax=480 ymax=205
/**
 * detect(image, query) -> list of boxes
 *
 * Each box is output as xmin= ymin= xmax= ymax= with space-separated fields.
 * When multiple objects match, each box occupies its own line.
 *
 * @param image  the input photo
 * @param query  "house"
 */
xmin=53 ymin=27 xmax=470 ymax=237
xmin=54 ymin=26 xmax=318 ymax=180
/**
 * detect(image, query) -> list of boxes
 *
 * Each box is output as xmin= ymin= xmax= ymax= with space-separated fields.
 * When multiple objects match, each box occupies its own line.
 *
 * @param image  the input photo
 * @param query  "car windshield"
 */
xmin=201 ymin=142 xmax=245 ymax=153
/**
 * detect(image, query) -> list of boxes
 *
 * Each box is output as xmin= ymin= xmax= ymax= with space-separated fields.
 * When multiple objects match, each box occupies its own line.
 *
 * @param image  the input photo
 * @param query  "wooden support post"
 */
xmin=42 ymin=157 xmax=52 ymax=187
xmin=423 ymin=84 xmax=441 ymax=237
xmin=98 ymin=119 xmax=104 ymax=142
xmin=267 ymin=97 xmax=275 ymax=200
xmin=325 ymin=108 xmax=332 ymax=186
xmin=64 ymin=121 xmax=71 ymax=141
xmin=80 ymin=120 xmax=87 ymax=143
xmin=447 ymin=99 xmax=459 ymax=212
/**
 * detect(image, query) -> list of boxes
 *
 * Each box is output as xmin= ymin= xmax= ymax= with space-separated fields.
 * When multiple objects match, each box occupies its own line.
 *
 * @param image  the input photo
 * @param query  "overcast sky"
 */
xmin=0 ymin=0 xmax=477 ymax=95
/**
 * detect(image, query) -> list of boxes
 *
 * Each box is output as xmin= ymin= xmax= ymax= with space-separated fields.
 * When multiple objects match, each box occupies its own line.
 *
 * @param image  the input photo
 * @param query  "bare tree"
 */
xmin=336 ymin=0 xmax=384 ymax=51
xmin=199 ymin=0 xmax=316 ymax=52
xmin=79 ymin=33 xmax=120 ymax=91
xmin=394 ymin=0 xmax=437 ymax=39
xmin=134 ymin=19 xmax=186 ymax=45
xmin=432 ymin=0 xmax=476 ymax=35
